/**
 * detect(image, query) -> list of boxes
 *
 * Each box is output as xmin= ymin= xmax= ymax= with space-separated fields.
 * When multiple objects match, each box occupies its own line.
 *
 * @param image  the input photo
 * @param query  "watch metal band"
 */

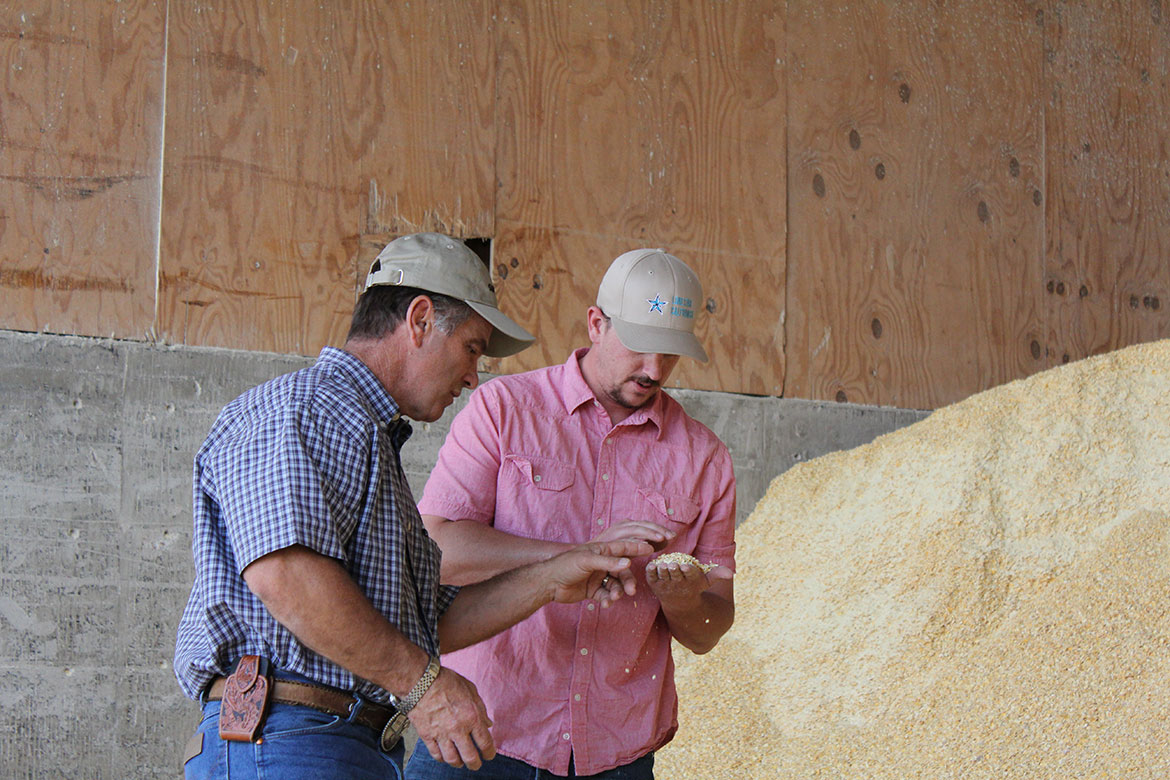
xmin=395 ymin=655 xmax=441 ymax=715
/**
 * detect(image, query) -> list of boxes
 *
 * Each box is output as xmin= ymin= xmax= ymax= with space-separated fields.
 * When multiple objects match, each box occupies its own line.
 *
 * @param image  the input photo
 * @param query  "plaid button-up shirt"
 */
xmin=174 ymin=347 xmax=457 ymax=703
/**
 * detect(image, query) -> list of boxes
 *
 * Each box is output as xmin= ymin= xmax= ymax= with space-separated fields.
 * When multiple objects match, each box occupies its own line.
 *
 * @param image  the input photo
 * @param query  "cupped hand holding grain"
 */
xmin=646 ymin=552 xmax=732 ymax=601
xmin=646 ymin=552 xmax=735 ymax=654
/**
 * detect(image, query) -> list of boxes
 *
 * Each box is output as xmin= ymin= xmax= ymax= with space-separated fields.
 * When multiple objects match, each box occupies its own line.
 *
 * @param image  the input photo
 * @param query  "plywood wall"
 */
xmin=157 ymin=1 xmax=497 ymax=354
xmin=0 ymin=1 xmax=165 ymax=339
xmin=785 ymin=1 xmax=1047 ymax=409
xmin=1045 ymin=1 xmax=1170 ymax=365
xmin=483 ymin=1 xmax=786 ymax=396
xmin=2 ymin=1 xmax=1169 ymax=408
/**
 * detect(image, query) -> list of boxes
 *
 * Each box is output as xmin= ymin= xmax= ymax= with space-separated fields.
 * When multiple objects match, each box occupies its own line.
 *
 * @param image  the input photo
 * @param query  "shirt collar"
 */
xmin=560 ymin=347 xmax=666 ymax=437
xmin=318 ymin=346 xmax=413 ymax=446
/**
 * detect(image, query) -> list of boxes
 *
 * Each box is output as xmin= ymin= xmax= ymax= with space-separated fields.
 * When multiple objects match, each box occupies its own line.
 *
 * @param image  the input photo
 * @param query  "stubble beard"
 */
xmin=605 ymin=374 xmax=660 ymax=411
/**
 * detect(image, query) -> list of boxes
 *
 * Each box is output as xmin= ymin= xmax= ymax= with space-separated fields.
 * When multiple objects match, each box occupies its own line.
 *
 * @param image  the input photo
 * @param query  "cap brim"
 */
xmin=610 ymin=319 xmax=708 ymax=362
xmin=467 ymin=301 xmax=536 ymax=358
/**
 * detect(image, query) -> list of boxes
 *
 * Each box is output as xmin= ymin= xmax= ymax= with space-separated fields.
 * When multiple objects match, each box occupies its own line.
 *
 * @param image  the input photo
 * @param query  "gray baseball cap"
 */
xmin=363 ymin=232 xmax=535 ymax=358
xmin=596 ymin=248 xmax=708 ymax=362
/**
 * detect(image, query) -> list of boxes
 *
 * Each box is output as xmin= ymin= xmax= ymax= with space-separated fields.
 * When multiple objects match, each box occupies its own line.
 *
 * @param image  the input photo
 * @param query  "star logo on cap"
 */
xmin=647 ymin=294 xmax=667 ymax=314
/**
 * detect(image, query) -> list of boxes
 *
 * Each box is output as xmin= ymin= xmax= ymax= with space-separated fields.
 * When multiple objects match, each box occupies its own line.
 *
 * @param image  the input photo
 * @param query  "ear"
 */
xmin=405 ymin=295 xmax=436 ymax=348
xmin=585 ymin=305 xmax=609 ymax=346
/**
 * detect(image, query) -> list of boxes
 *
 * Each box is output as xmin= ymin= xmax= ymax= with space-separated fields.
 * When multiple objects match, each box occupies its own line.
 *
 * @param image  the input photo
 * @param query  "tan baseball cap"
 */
xmin=596 ymin=248 xmax=708 ymax=362
xmin=363 ymin=232 xmax=535 ymax=357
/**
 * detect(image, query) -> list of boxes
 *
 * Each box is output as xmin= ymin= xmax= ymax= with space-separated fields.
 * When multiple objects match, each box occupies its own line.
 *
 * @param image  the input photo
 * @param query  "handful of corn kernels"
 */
xmin=650 ymin=552 xmax=716 ymax=572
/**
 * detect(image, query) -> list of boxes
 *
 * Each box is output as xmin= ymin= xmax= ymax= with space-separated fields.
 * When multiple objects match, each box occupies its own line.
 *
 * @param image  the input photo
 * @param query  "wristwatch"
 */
xmin=380 ymin=655 xmax=441 ymax=751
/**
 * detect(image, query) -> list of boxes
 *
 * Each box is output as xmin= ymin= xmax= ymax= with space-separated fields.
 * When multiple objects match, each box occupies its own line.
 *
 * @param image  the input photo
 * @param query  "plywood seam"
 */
xmin=152 ymin=0 xmax=171 ymax=343
xmin=781 ymin=0 xmax=794 ymax=401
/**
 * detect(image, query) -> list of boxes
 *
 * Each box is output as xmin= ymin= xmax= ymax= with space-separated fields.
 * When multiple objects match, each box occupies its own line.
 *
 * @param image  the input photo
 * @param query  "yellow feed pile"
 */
xmin=660 ymin=339 xmax=1170 ymax=779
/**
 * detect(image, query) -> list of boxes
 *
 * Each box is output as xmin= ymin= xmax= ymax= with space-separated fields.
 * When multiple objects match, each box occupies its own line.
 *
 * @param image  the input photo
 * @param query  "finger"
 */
xmin=592 ymin=574 xmax=610 ymax=602
xmin=583 ymin=553 xmax=633 ymax=579
xmin=471 ymin=722 xmax=496 ymax=762
xmin=594 ymin=539 xmax=653 ymax=559
xmin=438 ymin=739 xmax=464 ymax=768
xmin=612 ymin=567 xmax=639 ymax=596
xmin=592 ymin=577 xmax=608 ymax=601
xmin=648 ymin=559 xmax=679 ymax=577
xmin=655 ymin=561 xmax=690 ymax=583
xmin=706 ymin=564 xmax=734 ymax=582
xmin=424 ymin=738 xmax=443 ymax=761
xmin=594 ymin=573 xmax=624 ymax=606
xmin=613 ymin=520 xmax=674 ymax=538
xmin=628 ymin=521 xmax=675 ymax=546
xmin=453 ymin=733 xmax=486 ymax=771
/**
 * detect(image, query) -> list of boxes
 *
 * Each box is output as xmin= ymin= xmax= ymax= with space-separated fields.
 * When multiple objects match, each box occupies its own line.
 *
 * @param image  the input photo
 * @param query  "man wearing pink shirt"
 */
xmin=406 ymin=249 xmax=736 ymax=779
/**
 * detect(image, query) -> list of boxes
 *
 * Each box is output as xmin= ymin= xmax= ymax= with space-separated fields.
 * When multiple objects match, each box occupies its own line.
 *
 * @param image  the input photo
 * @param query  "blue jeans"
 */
xmin=405 ymin=744 xmax=654 ymax=780
xmin=184 ymin=696 xmax=405 ymax=779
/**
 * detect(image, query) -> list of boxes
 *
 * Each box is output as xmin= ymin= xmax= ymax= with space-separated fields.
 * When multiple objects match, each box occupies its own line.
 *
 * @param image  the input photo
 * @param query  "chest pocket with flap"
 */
xmin=504 ymin=453 xmax=576 ymax=491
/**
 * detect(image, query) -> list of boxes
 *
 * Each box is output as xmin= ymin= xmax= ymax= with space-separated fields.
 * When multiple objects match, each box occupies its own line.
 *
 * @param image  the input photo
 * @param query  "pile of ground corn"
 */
xmin=660 ymin=339 xmax=1170 ymax=778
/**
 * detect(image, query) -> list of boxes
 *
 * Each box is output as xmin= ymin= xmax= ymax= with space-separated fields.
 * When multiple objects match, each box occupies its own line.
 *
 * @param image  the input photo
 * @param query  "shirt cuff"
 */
xmin=416 ymin=496 xmax=495 ymax=525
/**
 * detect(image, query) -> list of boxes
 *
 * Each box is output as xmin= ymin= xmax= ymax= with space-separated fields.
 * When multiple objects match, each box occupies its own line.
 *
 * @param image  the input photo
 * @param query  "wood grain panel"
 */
xmin=1045 ymin=0 xmax=1170 ymax=363
xmin=0 ymin=1 xmax=165 ymax=338
xmin=158 ymin=1 xmax=495 ymax=354
xmin=358 ymin=3 xmax=497 ymax=241
xmin=492 ymin=0 xmax=786 ymax=395
xmin=786 ymin=1 xmax=1047 ymax=409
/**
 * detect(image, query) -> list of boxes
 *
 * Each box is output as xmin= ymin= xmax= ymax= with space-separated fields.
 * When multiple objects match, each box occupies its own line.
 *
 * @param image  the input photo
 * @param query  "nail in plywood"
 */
xmin=490 ymin=1 xmax=787 ymax=395
xmin=785 ymin=1 xmax=1046 ymax=409
xmin=0 ymin=1 xmax=165 ymax=339
xmin=1044 ymin=1 xmax=1170 ymax=365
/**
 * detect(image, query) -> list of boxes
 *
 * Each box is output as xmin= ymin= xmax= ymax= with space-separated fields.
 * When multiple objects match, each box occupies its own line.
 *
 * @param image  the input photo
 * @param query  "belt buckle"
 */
xmin=380 ymin=710 xmax=410 ymax=751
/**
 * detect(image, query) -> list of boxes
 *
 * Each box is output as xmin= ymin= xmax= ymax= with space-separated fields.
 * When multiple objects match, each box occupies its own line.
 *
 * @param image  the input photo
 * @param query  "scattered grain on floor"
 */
xmin=659 ymin=339 xmax=1170 ymax=779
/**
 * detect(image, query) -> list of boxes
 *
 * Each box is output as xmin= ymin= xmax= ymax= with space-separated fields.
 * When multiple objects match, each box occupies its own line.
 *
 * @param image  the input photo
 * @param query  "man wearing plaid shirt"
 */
xmin=175 ymin=233 xmax=653 ymax=780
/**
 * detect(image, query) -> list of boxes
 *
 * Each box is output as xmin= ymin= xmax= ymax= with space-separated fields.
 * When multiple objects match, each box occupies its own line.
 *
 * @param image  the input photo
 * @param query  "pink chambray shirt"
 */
xmin=418 ymin=348 xmax=736 ymax=775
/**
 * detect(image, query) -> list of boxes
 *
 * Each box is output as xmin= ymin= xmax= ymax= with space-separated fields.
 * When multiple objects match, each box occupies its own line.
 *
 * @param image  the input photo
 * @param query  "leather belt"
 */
xmin=207 ymin=676 xmax=396 ymax=734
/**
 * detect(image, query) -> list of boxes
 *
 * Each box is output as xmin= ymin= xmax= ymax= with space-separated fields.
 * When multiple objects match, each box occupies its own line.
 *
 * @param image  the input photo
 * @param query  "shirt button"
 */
xmin=597 ymin=519 xmax=604 ymax=526
xmin=580 ymin=648 xmax=588 ymax=656
xmin=574 ymin=694 xmax=582 ymax=701
xmin=667 ymin=508 xmax=675 ymax=516
xmin=534 ymin=474 xmax=542 ymax=482
xmin=602 ymin=473 xmax=610 ymax=481
xmin=563 ymin=733 xmax=571 ymax=740
xmin=586 ymin=603 xmax=595 ymax=611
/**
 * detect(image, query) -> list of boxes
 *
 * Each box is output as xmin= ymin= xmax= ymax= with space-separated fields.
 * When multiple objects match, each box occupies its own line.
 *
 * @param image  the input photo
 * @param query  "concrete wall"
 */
xmin=0 ymin=329 xmax=927 ymax=779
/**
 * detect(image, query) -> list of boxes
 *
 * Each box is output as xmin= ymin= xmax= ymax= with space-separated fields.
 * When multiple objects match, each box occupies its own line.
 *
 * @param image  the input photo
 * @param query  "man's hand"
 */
xmin=543 ymin=538 xmax=655 ymax=606
xmin=643 ymin=555 xmax=734 ymax=654
xmin=645 ymin=556 xmax=733 ymax=607
xmin=590 ymin=520 xmax=674 ymax=551
xmin=409 ymin=668 xmax=496 ymax=770
xmin=587 ymin=522 xmax=674 ymax=603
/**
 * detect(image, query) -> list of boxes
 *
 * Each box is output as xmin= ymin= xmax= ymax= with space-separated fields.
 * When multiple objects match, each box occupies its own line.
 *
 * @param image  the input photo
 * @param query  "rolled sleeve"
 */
xmin=690 ymin=448 xmax=738 ymax=573
xmin=210 ymin=400 xmax=367 ymax=572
